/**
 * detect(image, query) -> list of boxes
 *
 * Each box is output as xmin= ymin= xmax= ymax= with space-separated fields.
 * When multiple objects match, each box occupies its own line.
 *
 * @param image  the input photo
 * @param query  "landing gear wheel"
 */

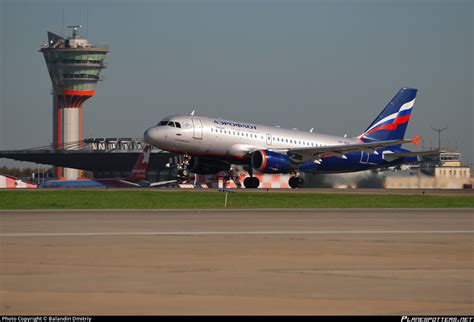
xmin=289 ymin=177 xmax=298 ymax=189
xmin=289 ymin=176 xmax=304 ymax=189
xmin=244 ymin=177 xmax=260 ymax=189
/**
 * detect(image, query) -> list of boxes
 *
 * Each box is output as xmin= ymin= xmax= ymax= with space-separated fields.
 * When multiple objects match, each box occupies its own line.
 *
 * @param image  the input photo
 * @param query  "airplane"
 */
xmin=39 ymin=145 xmax=176 ymax=188
xmin=143 ymin=87 xmax=436 ymax=188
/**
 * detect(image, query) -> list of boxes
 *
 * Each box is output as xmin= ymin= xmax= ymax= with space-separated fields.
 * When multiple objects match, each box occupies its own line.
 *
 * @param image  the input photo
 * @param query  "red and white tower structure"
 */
xmin=40 ymin=26 xmax=108 ymax=179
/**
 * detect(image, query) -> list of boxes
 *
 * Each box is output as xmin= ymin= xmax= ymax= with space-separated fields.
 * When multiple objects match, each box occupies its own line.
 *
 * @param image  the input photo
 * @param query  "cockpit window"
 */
xmin=167 ymin=122 xmax=175 ymax=127
xmin=158 ymin=121 xmax=168 ymax=126
xmin=175 ymin=122 xmax=181 ymax=128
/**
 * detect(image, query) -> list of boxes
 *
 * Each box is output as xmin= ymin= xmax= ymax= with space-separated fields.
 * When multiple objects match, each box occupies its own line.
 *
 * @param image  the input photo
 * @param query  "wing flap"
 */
xmin=382 ymin=150 xmax=440 ymax=162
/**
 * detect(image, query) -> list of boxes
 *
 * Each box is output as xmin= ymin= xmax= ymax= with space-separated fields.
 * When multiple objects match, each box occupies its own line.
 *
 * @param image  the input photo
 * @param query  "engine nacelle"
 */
xmin=251 ymin=150 xmax=292 ymax=174
xmin=188 ymin=156 xmax=231 ymax=175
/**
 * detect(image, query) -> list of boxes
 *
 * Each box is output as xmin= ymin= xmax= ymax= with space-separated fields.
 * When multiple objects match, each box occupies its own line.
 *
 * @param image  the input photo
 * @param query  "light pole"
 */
xmin=431 ymin=124 xmax=448 ymax=150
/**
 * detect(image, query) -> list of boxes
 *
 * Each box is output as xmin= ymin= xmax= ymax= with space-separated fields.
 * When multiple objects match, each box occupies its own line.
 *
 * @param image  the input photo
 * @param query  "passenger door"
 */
xmin=266 ymin=134 xmax=272 ymax=146
xmin=192 ymin=118 xmax=203 ymax=139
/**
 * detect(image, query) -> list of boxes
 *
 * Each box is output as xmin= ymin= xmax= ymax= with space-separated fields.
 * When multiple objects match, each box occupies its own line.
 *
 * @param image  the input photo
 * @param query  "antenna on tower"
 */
xmin=62 ymin=6 xmax=65 ymax=37
xmin=430 ymin=123 xmax=448 ymax=151
xmin=67 ymin=25 xmax=82 ymax=38
xmin=86 ymin=7 xmax=89 ymax=38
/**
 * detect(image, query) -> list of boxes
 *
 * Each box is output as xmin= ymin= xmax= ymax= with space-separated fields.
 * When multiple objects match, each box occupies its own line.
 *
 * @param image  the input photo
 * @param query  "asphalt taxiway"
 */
xmin=1 ymin=209 xmax=473 ymax=315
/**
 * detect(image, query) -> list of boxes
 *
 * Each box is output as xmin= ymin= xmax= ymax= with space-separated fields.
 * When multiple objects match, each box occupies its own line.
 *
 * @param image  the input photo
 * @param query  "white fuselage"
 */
xmin=144 ymin=115 xmax=358 ymax=160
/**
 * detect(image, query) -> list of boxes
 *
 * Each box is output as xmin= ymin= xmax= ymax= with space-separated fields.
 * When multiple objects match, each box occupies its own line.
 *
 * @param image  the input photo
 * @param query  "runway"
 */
xmin=1 ymin=209 xmax=473 ymax=315
xmin=51 ymin=188 xmax=474 ymax=196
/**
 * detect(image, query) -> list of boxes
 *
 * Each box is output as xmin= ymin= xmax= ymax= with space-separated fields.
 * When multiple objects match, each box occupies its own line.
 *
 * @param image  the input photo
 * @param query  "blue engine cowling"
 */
xmin=251 ymin=150 xmax=293 ymax=174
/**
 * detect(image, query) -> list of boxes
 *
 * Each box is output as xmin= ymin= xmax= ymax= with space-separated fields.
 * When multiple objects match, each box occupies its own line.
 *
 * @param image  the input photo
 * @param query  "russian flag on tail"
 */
xmin=360 ymin=88 xmax=417 ymax=144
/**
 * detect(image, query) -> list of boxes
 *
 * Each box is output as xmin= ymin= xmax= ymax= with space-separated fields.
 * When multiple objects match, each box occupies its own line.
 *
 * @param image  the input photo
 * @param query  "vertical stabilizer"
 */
xmin=360 ymin=88 xmax=417 ymax=143
xmin=126 ymin=145 xmax=151 ymax=182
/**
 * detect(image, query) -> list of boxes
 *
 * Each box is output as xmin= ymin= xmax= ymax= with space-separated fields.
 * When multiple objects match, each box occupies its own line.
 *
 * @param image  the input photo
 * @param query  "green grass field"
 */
xmin=0 ymin=190 xmax=473 ymax=209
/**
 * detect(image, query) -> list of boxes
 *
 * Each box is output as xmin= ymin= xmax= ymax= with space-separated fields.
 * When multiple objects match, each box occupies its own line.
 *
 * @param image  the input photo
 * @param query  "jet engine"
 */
xmin=187 ymin=156 xmax=231 ymax=175
xmin=251 ymin=150 xmax=293 ymax=174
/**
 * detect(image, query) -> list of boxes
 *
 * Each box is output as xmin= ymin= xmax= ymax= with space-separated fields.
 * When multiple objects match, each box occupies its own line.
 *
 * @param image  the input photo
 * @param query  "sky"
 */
xmin=0 ymin=0 xmax=473 ymax=167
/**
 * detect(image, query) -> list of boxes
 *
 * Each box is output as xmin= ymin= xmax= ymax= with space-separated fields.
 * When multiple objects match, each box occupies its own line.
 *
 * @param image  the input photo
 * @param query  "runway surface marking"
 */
xmin=1 ymin=230 xmax=473 ymax=237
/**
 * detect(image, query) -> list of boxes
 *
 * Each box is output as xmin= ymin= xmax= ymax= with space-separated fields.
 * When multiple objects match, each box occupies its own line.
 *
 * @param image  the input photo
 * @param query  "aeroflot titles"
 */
xmin=214 ymin=120 xmax=257 ymax=130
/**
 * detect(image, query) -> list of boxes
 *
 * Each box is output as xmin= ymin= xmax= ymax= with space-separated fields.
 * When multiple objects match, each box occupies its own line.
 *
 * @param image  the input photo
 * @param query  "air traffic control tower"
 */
xmin=40 ymin=26 xmax=108 ymax=179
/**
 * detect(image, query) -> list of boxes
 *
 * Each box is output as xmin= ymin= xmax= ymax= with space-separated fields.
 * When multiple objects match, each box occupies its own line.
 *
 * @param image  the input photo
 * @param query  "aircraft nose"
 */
xmin=144 ymin=126 xmax=161 ymax=146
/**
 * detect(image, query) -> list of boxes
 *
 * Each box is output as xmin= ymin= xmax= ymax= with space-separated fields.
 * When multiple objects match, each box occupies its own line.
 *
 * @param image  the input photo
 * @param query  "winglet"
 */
xmin=411 ymin=135 xmax=421 ymax=147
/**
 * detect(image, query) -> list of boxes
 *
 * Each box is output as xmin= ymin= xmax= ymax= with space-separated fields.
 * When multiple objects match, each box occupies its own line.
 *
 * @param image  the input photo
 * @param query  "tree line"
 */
xmin=0 ymin=166 xmax=52 ymax=179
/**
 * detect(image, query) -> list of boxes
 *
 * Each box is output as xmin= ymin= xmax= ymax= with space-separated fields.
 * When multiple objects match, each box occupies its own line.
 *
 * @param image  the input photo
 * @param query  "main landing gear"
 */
xmin=243 ymin=176 xmax=260 ymax=189
xmin=288 ymin=175 xmax=304 ymax=189
xmin=243 ymin=167 xmax=260 ymax=188
xmin=243 ymin=171 xmax=304 ymax=189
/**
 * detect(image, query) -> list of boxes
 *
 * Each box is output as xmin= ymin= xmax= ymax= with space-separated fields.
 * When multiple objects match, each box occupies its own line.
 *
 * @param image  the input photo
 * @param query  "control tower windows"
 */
xmin=62 ymin=59 xmax=103 ymax=65
xmin=63 ymin=73 xmax=100 ymax=80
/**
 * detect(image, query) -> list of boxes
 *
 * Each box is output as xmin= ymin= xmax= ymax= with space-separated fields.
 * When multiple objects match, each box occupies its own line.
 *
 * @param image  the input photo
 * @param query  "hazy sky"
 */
xmin=1 ymin=0 xmax=473 ymax=166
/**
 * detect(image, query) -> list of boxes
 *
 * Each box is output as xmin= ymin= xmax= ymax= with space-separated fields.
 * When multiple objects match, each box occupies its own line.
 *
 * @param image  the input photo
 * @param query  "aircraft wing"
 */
xmin=118 ymin=180 xmax=142 ymax=187
xmin=381 ymin=150 xmax=440 ymax=162
xmin=286 ymin=136 xmax=421 ymax=163
xmin=117 ymin=179 xmax=178 ymax=187
xmin=149 ymin=180 xmax=178 ymax=187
